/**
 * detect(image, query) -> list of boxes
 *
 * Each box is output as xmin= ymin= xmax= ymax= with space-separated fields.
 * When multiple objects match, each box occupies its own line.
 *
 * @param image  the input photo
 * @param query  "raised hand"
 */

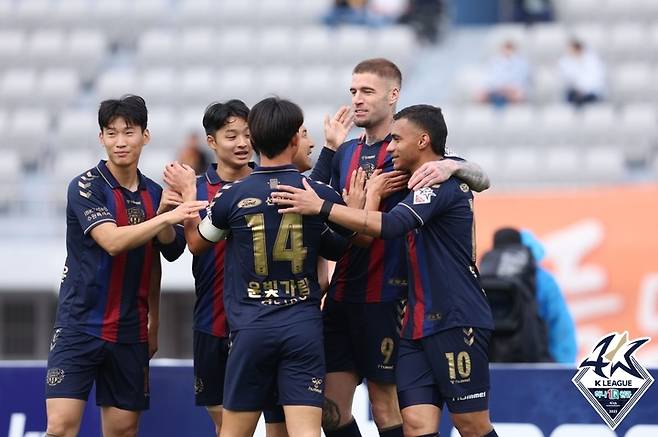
xmin=166 ymin=200 xmax=208 ymax=224
xmin=407 ymin=160 xmax=458 ymax=190
xmin=156 ymin=189 xmax=184 ymax=215
xmin=271 ymin=178 xmax=323 ymax=215
xmin=163 ymin=161 xmax=197 ymax=200
xmin=343 ymin=167 xmax=367 ymax=209
xmin=324 ymin=106 xmax=354 ymax=151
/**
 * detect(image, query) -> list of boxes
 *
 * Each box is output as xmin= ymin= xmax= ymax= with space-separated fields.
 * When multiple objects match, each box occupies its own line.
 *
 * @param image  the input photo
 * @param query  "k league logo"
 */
xmin=572 ymin=331 xmax=654 ymax=430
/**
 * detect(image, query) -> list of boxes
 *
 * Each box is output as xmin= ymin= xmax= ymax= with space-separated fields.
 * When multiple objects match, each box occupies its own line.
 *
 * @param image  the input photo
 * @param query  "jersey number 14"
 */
xmin=245 ymin=213 xmax=308 ymax=275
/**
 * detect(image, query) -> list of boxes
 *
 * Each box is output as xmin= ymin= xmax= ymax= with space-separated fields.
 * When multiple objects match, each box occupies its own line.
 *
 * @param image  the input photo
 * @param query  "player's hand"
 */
xmin=271 ymin=178 xmax=323 ymax=215
xmin=148 ymin=326 xmax=158 ymax=359
xmin=323 ymin=106 xmax=354 ymax=151
xmin=342 ymin=167 xmax=366 ymax=209
xmin=367 ymin=170 xmax=408 ymax=200
xmin=156 ymin=189 xmax=184 ymax=215
xmin=163 ymin=161 xmax=197 ymax=200
xmin=408 ymin=159 xmax=458 ymax=190
xmin=166 ymin=200 xmax=208 ymax=224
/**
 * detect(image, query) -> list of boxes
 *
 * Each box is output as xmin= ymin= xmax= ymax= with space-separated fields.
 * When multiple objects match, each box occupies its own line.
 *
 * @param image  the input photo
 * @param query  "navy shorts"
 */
xmin=193 ymin=331 xmax=230 ymax=406
xmin=223 ymin=318 xmax=325 ymax=411
xmin=323 ymin=298 xmax=403 ymax=384
xmin=45 ymin=328 xmax=150 ymax=411
xmin=397 ymin=327 xmax=492 ymax=414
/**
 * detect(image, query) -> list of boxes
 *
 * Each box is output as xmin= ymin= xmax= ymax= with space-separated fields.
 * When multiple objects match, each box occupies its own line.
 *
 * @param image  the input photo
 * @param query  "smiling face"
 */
xmin=350 ymin=72 xmax=398 ymax=130
xmin=386 ymin=117 xmax=424 ymax=172
xmin=292 ymin=125 xmax=314 ymax=172
xmin=207 ymin=116 xmax=252 ymax=170
xmin=99 ymin=116 xmax=150 ymax=169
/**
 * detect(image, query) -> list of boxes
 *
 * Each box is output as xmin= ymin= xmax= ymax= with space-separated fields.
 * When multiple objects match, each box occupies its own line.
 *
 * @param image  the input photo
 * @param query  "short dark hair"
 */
xmin=353 ymin=58 xmax=402 ymax=88
xmin=393 ymin=105 xmax=447 ymax=156
xmin=248 ymin=97 xmax=303 ymax=159
xmin=493 ymin=227 xmax=522 ymax=248
xmin=98 ymin=94 xmax=148 ymax=132
xmin=202 ymin=99 xmax=250 ymax=136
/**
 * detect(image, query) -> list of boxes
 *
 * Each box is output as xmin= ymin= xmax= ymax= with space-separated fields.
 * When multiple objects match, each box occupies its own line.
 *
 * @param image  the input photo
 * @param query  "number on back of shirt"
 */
xmin=245 ymin=213 xmax=307 ymax=276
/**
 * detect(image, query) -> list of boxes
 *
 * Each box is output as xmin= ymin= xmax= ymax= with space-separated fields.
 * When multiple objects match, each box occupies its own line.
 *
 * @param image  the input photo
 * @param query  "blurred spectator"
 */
xmin=558 ymin=39 xmax=606 ymax=108
xmin=324 ymin=0 xmax=406 ymax=27
xmin=477 ymin=40 xmax=530 ymax=107
xmin=520 ymin=230 xmax=577 ymax=363
xmin=399 ymin=0 xmax=445 ymax=44
xmin=512 ymin=0 xmax=554 ymax=24
xmin=176 ymin=132 xmax=209 ymax=175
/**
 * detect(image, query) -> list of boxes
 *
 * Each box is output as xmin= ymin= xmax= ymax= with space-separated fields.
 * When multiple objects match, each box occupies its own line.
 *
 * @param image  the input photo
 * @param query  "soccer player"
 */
xmin=45 ymin=95 xmax=207 ymax=437
xmin=272 ymin=104 xmax=498 ymax=437
xmin=308 ymin=58 xmax=490 ymax=437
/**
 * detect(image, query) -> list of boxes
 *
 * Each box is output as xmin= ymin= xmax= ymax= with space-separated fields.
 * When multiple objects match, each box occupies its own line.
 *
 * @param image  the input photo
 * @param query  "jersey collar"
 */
xmin=96 ymin=159 xmax=147 ymax=190
xmin=252 ymin=164 xmax=299 ymax=174
xmin=205 ymin=161 xmax=257 ymax=185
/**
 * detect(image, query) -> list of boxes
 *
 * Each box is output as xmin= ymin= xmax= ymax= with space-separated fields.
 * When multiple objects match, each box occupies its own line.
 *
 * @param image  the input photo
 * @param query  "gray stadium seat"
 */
xmin=177 ymin=28 xmax=217 ymax=67
xmin=54 ymin=110 xmax=100 ymax=151
xmin=95 ymin=69 xmax=138 ymax=101
xmin=147 ymin=106 xmax=180 ymax=151
xmin=501 ymin=147 xmax=541 ymax=182
xmin=257 ymin=66 xmax=296 ymax=102
xmin=605 ymin=23 xmax=648 ymax=63
xmin=292 ymin=66 xmax=343 ymax=106
xmin=132 ymin=0 xmax=171 ymax=30
xmin=370 ymin=26 xmax=417 ymax=65
xmin=179 ymin=67 xmax=215 ymax=106
xmin=451 ymin=66 xmax=485 ymax=104
xmin=67 ymin=30 xmax=109 ymax=82
xmin=216 ymin=27 xmax=256 ymax=65
xmin=26 ymin=30 xmax=66 ymax=69
xmin=255 ymin=0 xmax=301 ymax=27
xmin=335 ymin=27 xmax=372 ymax=65
xmin=217 ymin=1 xmax=253 ymax=26
xmin=499 ymin=106 xmax=537 ymax=147
xmin=177 ymin=0 xmax=215 ymax=28
xmin=554 ymin=0 xmax=605 ymax=24
xmin=296 ymin=0 xmax=334 ymax=24
xmin=139 ymin=150 xmax=178 ymax=184
xmin=484 ymin=24 xmax=526 ymax=54
xmin=136 ymin=29 xmax=176 ymax=69
xmin=50 ymin=0 xmax=93 ymax=30
xmin=543 ymin=146 xmax=580 ymax=181
xmin=583 ymin=146 xmax=625 ymax=182
xmin=571 ymin=24 xmax=607 ymax=54
xmin=217 ymin=67 xmax=260 ymax=106
xmin=611 ymin=63 xmax=655 ymax=104
xmin=618 ymin=104 xmax=658 ymax=163
xmin=537 ymin=104 xmax=578 ymax=146
xmin=136 ymin=68 xmax=177 ymax=107
xmin=0 ymin=30 xmax=26 ymax=71
xmin=14 ymin=0 xmax=51 ymax=31
xmin=577 ymin=104 xmax=617 ymax=147
xmin=458 ymin=106 xmax=499 ymax=148
xmin=0 ymin=149 xmax=21 ymax=210
xmin=8 ymin=108 xmax=51 ymax=165
xmin=534 ymin=67 xmax=562 ymax=105
xmin=256 ymin=27 xmax=296 ymax=65
xmin=297 ymin=27 xmax=333 ymax=65
xmin=527 ymin=24 xmax=568 ymax=65
xmin=0 ymin=68 xmax=38 ymax=107
xmin=38 ymin=68 xmax=81 ymax=112
xmin=92 ymin=0 xmax=133 ymax=45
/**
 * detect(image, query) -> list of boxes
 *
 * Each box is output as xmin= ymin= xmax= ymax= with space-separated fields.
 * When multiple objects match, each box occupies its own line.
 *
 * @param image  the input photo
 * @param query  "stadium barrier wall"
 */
xmin=1 ymin=361 xmax=657 ymax=437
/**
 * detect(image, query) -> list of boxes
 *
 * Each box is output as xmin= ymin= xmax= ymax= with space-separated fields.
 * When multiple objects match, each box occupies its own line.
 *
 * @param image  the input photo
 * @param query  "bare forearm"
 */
xmin=156 ymin=224 xmax=176 ymax=245
xmin=328 ymin=204 xmax=383 ymax=238
xmin=454 ymin=161 xmax=490 ymax=192
xmin=92 ymin=213 xmax=175 ymax=256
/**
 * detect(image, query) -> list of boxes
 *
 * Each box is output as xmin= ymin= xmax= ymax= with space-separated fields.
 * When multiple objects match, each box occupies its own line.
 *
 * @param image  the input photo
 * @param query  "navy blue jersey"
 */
xmin=324 ymin=136 xmax=408 ymax=303
xmin=191 ymin=164 xmax=229 ymax=337
xmin=380 ymin=177 xmax=494 ymax=340
xmin=201 ymin=165 xmax=346 ymax=331
xmin=56 ymin=160 xmax=163 ymax=343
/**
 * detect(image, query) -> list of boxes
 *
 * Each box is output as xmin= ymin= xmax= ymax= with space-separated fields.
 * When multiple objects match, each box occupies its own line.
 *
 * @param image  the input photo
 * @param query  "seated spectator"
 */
xmin=176 ymin=132 xmax=209 ymax=175
xmin=512 ymin=0 xmax=554 ymax=25
xmin=323 ymin=0 xmax=405 ymax=27
xmin=399 ymin=0 xmax=445 ymax=44
xmin=477 ymin=40 xmax=530 ymax=107
xmin=558 ymin=39 xmax=606 ymax=108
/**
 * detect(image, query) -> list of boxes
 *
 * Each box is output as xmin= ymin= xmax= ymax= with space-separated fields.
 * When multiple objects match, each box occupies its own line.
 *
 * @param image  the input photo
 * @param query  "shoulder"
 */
xmin=142 ymin=175 xmax=163 ymax=192
xmin=307 ymin=177 xmax=340 ymax=196
xmin=196 ymin=174 xmax=207 ymax=188
xmin=67 ymin=167 xmax=104 ymax=194
xmin=336 ymin=138 xmax=360 ymax=156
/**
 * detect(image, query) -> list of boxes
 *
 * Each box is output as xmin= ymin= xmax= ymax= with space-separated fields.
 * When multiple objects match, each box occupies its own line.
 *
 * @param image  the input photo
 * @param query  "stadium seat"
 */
xmin=618 ymin=104 xmax=658 ymax=163
xmin=132 ymin=0 xmax=171 ymax=30
xmin=38 ymin=68 xmax=81 ymax=112
xmin=51 ymin=149 xmax=103 ymax=210
xmin=217 ymin=67 xmax=260 ymax=106
xmin=610 ymin=63 xmax=655 ymax=104
xmin=0 ymin=0 xmax=12 ymax=29
xmin=335 ymin=27 xmax=372 ymax=65
xmin=302 ymin=104 xmax=335 ymax=160
xmin=95 ymin=69 xmax=138 ymax=101
xmin=176 ymin=0 xmax=215 ymax=28
xmin=7 ymin=108 xmax=50 ymax=165
xmin=0 ymin=149 xmax=21 ymax=210
xmin=0 ymin=68 xmax=38 ymax=107
xmin=217 ymin=1 xmax=253 ymax=26
xmin=67 ymin=30 xmax=109 ymax=82
xmin=0 ymin=30 xmax=26 ymax=71
xmin=255 ymin=0 xmax=300 ymax=27
xmin=13 ymin=0 xmax=51 ymax=31
xmin=460 ymin=147 xmax=499 ymax=181
xmin=534 ymin=67 xmax=562 ymax=105
xmin=92 ymin=0 xmax=133 ymax=46
xmin=605 ymin=23 xmax=648 ymax=63
xmin=177 ymin=28 xmax=217 ymax=67
xmin=544 ymin=146 xmax=580 ymax=182
xmin=583 ymin=146 xmax=625 ymax=182
xmin=136 ymin=29 xmax=176 ymax=69
xmin=649 ymin=23 xmax=658 ymax=63
xmin=501 ymin=147 xmax=541 ymax=182
xmin=179 ymin=67 xmax=215 ymax=106
xmin=0 ymin=110 xmax=8 ymax=150
xmin=499 ymin=106 xmax=537 ymax=147
xmin=257 ymin=66 xmax=296 ymax=102
xmin=296 ymin=0 xmax=333 ymax=24
xmin=537 ymin=105 xmax=578 ymax=146
xmin=136 ymin=68 xmax=177 ymax=107
xmin=26 ymin=30 xmax=66 ymax=69
xmin=216 ymin=27 xmax=257 ymax=65
xmin=451 ymin=66 xmax=486 ymax=104
xmin=527 ymin=24 xmax=569 ymax=66
xmin=255 ymin=27 xmax=296 ymax=65
xmin=50 ymin=0 xmax=93 ymax=30
xmin=292 ymin=66 xmax=343 ymax=106
xmin=458 ymin=106 xmax=499 ymax=148
xmin=370 ymin=26 xmax=417 ymax=65
xmin=139 ymin=150 xmax=179 ymax=184
xmin=554 ymin=0 xmax=605 ymax=24
xmin=147 ymin=106 xmax=180 ymax=151
xmin=577 ymin=104 xmax=617 ymax=147
xmin=54 ymin=110 xmax=101 ymax=151
xmin=571 ymin=24 xmax=607 ymax=54
xmin=297 ymin=27 xmax=333 ymax=65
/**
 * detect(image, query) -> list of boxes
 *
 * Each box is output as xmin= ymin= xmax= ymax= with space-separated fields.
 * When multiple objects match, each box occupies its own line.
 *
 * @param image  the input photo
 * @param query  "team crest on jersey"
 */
xmin=46 ymin=368 xmax=65 ymax=386
xmin=360 ymin=163 xmax=376 ymax=178
xmin=127 ymin=207 xmax=145 ymax=225
xmin=237 ymin=198 xmax=262 ymax=209
xmin=572 ymin=331 xmax=654 ymax=430
xmin=269 ymin=178 xmax=279 ymax=189
xmin=413 ymin=187 xmax=435 ymax=205
xmin=307 ymin=377 xmax=323 ymax=393
xmin=460 ymin=183 xmax=470 ymax=192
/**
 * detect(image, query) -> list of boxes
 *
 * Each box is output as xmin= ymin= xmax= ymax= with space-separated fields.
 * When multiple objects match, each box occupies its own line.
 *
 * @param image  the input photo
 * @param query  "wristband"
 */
xmin=319 ymin=200 xmax=334 ymax=220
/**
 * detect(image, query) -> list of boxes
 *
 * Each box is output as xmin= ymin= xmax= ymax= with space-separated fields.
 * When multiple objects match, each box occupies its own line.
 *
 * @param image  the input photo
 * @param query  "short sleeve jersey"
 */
xmin=326 ymin=136 xmax=408 ymax=303
xmin=191 ymin=164 xmax=230 ymax=338
xmin=381 ymin=177 xmax=495 ymax=340
xmin=56 ymin=160 xmax=162 ymax=343
xmin=202 ymin=164 xmax=346 ymax=331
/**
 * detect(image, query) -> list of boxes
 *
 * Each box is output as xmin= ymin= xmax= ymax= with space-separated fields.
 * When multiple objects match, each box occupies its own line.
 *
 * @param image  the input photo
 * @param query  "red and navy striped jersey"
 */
xmin=380 ymin=177 xmax=494 ymax=340
xmin=323 ymin=136 xmax=408 ymax=303
xmin=56 ymin=160 xmax=162 ymax=343
xmin=191 ymin=164 xmax=229 ymax=338
xmin=202 ymin=165 xmax=348 ymax=331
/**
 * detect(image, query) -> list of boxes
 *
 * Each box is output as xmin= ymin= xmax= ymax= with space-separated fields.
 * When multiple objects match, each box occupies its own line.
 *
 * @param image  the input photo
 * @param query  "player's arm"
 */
xmin=408 ymin=158 xmax=490 ymax=192
xmin=90 ymin=202 xmax=207 ymax=257
xmin=155 ymin=189 xmax=187 ymax=261
xmin=148 ymin=250 xmax=161 ymax=359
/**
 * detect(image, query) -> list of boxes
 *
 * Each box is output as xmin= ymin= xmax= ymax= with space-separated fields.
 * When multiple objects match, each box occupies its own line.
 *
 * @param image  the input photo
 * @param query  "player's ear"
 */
xmin=418 ymin=132 xmax=430 ymax=150
xmin=142 ymin=128 xmax=151 ymax=146
xmin=207 ymin=134 xmax=217 ymax=151
xmin=389 ymin=86 xmax=400 ymax=105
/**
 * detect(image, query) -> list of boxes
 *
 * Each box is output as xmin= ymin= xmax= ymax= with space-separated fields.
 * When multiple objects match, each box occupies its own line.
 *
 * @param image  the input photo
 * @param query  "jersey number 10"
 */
xmin=245 ymin=213 xmax=308 ymax=276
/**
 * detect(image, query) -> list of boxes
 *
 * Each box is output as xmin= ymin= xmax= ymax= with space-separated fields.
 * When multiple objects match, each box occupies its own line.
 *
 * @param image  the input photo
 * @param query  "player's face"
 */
xmin=292 ymin=125 xmax=314 ymax=172
xmin=208 ymin=116 xmax=252 ymax=170
xmin=99 ymin=116 xmax=149 ymax=169
xmin=350 ymin=72 xmax=398 ymax=129
xmin=387 ymin=118 xmax=421 ymax=171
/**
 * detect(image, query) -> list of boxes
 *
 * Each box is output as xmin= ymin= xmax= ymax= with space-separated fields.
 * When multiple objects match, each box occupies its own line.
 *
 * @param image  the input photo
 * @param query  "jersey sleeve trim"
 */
xmin=399 ymin=202 xmax=424 ymax=226
xmin=83 ymin=218 xmax=116 ymax=235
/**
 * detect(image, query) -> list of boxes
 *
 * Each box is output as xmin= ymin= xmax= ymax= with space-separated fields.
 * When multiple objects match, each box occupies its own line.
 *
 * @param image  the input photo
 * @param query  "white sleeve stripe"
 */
xmin=83 ymin=218 xmax=116 ymax=235
xmin=198 ymin=217 xmax=227 ymax=243
xmin=399 ymin=203 xmax=424 ymax=226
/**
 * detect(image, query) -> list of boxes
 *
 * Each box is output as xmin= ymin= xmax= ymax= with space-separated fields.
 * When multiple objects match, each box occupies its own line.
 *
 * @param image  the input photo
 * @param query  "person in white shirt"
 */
xmin=478 ymin=40 xmax=531 ymax=107
xmin=558 ymin=39 xmax=606 ymax=107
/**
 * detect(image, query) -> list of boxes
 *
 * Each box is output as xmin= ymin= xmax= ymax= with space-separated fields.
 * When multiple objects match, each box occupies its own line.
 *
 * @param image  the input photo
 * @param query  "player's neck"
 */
xmin=260 ymin=148 xmax=296 ymax=168
xmin=365 ymin=116 xmax=393 ymax=145
xmin=217 ymin=163 xmax=251 ymax=183
xmin=106 ymin=161 xmax=139 ymax=191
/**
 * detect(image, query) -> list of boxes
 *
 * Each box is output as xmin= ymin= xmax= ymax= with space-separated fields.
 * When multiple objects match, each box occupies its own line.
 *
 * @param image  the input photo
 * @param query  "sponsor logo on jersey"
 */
xmin=413 ymin=187 xmax=436 ymax=205
xmin=237 ymin=198 xmax=262 ymax=209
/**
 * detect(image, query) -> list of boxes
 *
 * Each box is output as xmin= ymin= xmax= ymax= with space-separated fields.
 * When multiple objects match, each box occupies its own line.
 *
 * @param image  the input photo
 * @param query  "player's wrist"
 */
xmin=319 ymin=200 xmax=334 ymax=219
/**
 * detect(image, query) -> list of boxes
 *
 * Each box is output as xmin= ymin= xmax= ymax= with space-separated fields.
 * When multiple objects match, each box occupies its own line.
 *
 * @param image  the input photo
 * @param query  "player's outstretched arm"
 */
xmin=272 ymin=179 xmax=383 ymax=238
xmin=90 ymin=201 xmax=208 ymax=256
xmin=148 ymin=251 xmax=161 ymax=359
xmin=408 ymin=159 xmax=490 ymax=192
